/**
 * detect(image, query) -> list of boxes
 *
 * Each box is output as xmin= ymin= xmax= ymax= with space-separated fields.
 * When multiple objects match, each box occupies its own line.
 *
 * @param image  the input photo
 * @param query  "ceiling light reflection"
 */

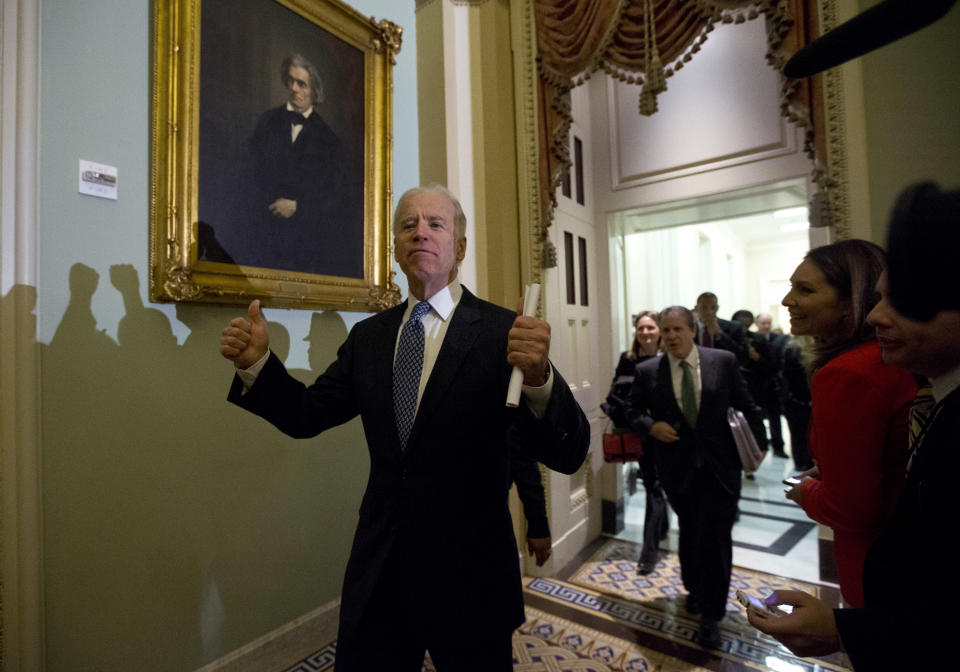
xmin=774 ymin=206 xmax=808 ymax=219
xmin=765 ymin=656 xmax=805 ymax=671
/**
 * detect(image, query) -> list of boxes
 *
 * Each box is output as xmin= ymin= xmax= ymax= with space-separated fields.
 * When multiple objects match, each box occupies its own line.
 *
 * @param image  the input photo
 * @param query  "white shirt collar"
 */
xmin=667 ymin=346 xmax=699 ymax=370
xmin=404 ymin=277 xmax=461 ymax=322
xmin=285 ymin=102 xmax=313 ymax=119
xmin=931 ymin=361 xmax=960 ymax=403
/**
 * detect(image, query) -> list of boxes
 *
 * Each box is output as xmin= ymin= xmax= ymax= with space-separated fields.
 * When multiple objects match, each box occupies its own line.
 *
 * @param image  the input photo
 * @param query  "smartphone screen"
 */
xmin=744 ymin=592 xmax=767 ymax=611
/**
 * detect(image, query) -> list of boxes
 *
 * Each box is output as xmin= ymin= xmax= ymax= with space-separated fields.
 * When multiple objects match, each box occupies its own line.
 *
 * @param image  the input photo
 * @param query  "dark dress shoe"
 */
xmin=697 ymin=618 xmax=722 ymax=649
xmin=637 ymin=560 xmax=656 ymax=575
xmin=685 ymin=594 xmax=701 ymax=614
xmin=772 ymin=450 xmax=789 ymax=458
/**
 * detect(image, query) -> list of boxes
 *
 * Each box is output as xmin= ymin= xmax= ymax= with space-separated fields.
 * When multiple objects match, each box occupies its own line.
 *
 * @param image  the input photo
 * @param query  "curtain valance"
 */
xmin=534 ymin=0 xmax=818 ymax=242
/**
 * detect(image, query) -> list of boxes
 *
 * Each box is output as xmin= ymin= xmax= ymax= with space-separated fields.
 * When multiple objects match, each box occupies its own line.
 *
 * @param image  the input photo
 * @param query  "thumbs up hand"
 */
xmin=220 ymin=299 xmax=270 ymax=369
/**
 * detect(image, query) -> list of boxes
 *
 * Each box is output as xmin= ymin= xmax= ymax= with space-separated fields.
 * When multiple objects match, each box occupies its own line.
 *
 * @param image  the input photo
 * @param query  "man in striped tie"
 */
xmin=220 ymin=185 xmax=589 ymax=671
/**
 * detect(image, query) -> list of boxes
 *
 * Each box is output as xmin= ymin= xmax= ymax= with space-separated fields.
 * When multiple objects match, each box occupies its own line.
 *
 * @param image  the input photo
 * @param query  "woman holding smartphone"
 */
xmin=603 ymin=311 xmax=668 ymax=574
xmin=781 ymin=240 xmax=917 ymax=608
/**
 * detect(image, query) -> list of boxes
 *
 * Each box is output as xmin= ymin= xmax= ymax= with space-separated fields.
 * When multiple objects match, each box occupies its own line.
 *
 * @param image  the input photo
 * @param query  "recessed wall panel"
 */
xmin=611 ymin=20 xmax=789 ymax=188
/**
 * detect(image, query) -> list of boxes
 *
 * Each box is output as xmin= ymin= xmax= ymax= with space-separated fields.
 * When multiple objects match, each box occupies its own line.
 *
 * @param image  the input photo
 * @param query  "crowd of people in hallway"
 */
xmin=601 ymin=181 xmax=958 ymax=669
xmin=603 ymin=292 xmax=791 ymax=648
xmin=209 ymin=168 xmax=958 ymax=672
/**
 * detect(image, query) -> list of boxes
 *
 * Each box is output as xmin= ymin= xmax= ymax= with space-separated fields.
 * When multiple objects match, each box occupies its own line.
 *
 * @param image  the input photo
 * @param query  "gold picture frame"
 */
xmin=149 ymin=0 xmax=402 ymax=311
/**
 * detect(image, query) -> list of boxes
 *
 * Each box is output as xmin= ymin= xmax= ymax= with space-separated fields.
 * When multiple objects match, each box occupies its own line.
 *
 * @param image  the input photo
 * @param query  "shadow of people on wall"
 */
xmin=288 ymin=309 xmax=348 ymax=384
xmin=48 ymin=262 xmax=119 ymax=359
xmin=1 ymin=282 xmax=41 ymax=354
xmin=39 ymin=262 xmax=371 ymax=669
xmin=1 ymin=283 xmax=43 ymax=397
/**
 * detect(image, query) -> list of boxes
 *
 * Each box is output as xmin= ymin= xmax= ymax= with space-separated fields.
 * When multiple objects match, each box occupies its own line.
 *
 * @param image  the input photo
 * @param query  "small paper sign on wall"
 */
xmin=79 ymin=159 xmax=117 ymax=200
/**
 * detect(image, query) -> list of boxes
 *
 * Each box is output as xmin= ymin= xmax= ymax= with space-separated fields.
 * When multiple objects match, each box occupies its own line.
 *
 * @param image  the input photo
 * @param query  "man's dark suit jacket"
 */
xmin=746 ymin=332 xmax=785 ymax=406
xmin=697 ymin=317 xmax=748 ymax=366
xmin=626 ymin=347 xmax=764 ymax=495
xmin=510 ymin=440 xmax=550 ymax=539
xmin=228 ymin=288 xmax=589 ymax=638
xmin=835 ymin=386 xmax=959 ymax=670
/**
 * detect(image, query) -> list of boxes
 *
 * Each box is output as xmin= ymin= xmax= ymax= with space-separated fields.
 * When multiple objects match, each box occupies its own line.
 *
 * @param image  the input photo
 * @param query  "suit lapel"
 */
xmin=656 ymin=356 xmax=682 ymax=419
xmin=698 ymin=346 xmax=717 ymax=418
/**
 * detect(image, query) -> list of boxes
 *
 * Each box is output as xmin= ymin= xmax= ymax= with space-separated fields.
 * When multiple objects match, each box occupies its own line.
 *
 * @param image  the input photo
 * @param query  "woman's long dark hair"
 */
xmin=804 ymin=239 xmax=886 ymax=371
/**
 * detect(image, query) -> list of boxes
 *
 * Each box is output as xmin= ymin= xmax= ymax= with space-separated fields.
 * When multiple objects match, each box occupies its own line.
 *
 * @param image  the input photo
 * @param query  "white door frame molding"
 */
xmin=1 ymin=0 xmax=44 ymax=669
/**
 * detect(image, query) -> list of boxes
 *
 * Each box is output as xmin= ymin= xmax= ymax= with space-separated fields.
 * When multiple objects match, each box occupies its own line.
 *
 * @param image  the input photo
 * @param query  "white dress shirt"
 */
xmin=286 ymin=103 xmax=313 ymax=142
xmin=395 ymin=279 xmax=460 ymax=414
xmin=666 ymin=347 xmax=702 ymax=411
xmin=932 ymin=361 xmax=960 ymax=403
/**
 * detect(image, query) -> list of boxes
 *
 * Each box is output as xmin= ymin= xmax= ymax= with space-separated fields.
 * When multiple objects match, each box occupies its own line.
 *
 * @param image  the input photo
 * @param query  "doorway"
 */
xmin=606 ymin=176 xmax=823 ymax=585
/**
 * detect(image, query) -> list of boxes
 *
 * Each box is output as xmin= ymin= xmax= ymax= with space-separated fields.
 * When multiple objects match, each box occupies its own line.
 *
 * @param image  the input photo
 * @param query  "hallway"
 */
xmin=280 ymin=451 xmax=847 ymax=671
xmin=617 ymin=448 xmax=825 ymax=587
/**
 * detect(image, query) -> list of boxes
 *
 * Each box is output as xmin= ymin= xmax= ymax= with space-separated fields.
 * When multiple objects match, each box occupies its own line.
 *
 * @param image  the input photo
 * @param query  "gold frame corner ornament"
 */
xmin=149 ymin=0 xmax=401 ymax=312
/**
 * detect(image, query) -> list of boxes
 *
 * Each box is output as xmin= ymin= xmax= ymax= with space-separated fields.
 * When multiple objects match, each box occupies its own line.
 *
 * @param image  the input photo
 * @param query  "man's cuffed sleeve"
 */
xmin=235 ymin=350 xmax=271 ymax=392
xmin=522 ymin=362 xmax=554 ymax=418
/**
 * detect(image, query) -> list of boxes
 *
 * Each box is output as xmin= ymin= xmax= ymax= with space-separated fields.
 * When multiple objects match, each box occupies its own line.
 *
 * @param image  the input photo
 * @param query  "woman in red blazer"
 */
xmin=781 ymin=240 xmax=917 ymax=608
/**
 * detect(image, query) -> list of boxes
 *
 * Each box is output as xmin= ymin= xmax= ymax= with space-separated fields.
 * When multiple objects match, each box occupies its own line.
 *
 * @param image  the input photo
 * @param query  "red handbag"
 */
xmin=602 ymin=428 xmax=643 ymax=462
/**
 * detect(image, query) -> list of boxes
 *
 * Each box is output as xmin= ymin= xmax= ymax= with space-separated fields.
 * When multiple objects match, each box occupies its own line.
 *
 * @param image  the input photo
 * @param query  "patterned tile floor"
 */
xmin=281 ymin=440 xmax=846 ymax=671
xmin=280 ymin=536 xmax=847 ymax=672
xmin=617 ymin=434 xmax=826 ymax=585
xmin=566 ymin=539 xmax=820 ymax=630
xmin=280 ymin=601 xmax=713 ymax=672
xmin=525 ymin=539 xmax=849 ymax=671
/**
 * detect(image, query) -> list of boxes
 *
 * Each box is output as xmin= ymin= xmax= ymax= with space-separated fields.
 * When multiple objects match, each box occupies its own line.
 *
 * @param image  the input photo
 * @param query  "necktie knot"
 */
xmin=410 ymin=300 xmax=431 ymax=323
xmin=287 ymin=110 xmax=309 ymax=126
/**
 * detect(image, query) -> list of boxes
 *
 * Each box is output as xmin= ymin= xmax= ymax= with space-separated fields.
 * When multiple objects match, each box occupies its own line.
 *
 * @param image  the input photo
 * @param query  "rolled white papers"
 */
xmin=506 ymin=282 xmax=541 ymax=408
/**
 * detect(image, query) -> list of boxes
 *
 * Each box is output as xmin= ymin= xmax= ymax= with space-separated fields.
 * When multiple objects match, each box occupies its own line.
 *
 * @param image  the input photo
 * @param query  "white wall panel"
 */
xmin=611 ymin=20 xmax=785 ymax=188
xmin=593 ymin=19 xmax=812 ymax=215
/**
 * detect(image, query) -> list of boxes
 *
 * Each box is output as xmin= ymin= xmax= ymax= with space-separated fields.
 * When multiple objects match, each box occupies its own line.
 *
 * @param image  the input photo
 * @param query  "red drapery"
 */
xmin=534 ymin=0 xmax=818 ymax=243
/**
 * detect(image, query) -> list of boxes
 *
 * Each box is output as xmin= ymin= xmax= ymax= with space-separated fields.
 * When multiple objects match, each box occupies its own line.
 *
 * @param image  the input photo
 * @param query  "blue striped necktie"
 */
xmin=393 ymin=301 xmax=431 ymax=450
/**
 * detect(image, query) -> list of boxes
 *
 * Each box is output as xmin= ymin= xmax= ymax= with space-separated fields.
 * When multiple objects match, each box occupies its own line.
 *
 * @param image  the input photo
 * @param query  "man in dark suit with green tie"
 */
xmin=628 ymin=306 xmax=763 ymax=648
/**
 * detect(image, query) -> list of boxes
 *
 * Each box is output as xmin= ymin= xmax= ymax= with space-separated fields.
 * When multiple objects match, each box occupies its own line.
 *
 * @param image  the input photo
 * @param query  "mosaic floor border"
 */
xmin=279 ymin=605 xmax=712 ymax=672
xmin=524 ymin=576 xmax=849 ymax=672
xmin=280 ymin=538 xmax=848 ymax=671
xmin=568 ymin=538 xmax=822 ymax=631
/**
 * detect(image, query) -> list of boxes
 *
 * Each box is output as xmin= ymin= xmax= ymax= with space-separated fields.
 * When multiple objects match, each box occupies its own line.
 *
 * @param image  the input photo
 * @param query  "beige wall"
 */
xmin=23 ymin=1 xmax=419 ymax=669
xmin=859 ymin=1 xmax=960 ymax=241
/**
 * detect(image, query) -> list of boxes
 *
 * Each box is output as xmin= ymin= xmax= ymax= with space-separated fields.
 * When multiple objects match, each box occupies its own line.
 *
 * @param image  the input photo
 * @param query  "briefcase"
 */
xmin=727 ymin=407 xmax=763 ymax=472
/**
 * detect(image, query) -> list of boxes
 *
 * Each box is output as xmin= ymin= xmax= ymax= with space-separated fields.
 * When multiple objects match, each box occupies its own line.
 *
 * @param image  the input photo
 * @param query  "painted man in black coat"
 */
xmin=220 ymin=185 xmax=589 ymax=671
xmin=239 ymin=53 xmax=362 ymax=277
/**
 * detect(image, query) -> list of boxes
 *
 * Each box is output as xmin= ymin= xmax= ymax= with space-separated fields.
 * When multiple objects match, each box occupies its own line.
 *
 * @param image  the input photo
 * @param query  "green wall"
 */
xmin=859 ymin=0 xmax=960 ymax=241
xmin=38 ymin=1 xmax=417 ymax=669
